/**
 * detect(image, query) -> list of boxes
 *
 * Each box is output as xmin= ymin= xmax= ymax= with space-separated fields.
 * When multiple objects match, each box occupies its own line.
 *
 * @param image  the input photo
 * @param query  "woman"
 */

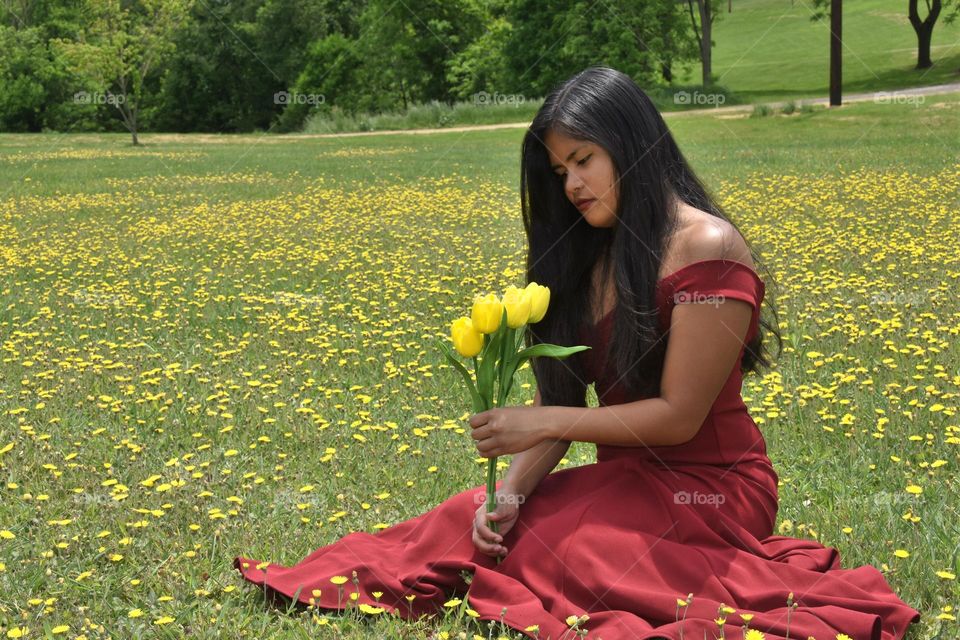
xmin=234 ymin=67 xmax=921 ymax=640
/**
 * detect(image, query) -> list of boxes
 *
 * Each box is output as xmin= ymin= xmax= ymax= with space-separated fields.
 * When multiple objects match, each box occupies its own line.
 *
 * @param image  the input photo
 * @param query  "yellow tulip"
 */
xmin=502 ymin=285 xmax=531 ymax=328
xmin=471 ymin=293 xmax=502 ymax=334
xmin=451 ymin=317 xmax=483 ymax=357
xmin=525 ymin=282 xmax=550 ymax=323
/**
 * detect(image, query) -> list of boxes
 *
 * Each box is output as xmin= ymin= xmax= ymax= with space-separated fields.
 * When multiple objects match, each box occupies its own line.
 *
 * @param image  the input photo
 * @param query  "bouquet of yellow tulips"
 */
xmin=438 ymin=282 xmax=590 ymax=555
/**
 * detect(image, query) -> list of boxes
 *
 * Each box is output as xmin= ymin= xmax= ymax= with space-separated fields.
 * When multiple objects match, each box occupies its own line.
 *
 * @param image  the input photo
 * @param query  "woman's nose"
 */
xmin=566 ymin=172 xmax=585 ymax=197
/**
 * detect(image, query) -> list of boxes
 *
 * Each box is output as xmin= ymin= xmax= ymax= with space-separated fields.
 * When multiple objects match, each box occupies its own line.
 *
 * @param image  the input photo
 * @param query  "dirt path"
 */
xmin=292 ymin=82 xmax=960 ymax=138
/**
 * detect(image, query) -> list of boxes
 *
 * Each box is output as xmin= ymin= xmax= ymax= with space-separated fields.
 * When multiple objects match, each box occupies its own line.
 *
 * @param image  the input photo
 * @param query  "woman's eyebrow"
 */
xmin=550 ymin=145 xmax=587 ymax=170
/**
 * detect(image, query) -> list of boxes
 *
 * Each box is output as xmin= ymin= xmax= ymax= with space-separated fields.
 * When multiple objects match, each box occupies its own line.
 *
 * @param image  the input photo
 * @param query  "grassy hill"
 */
xmin=673 ymin=0 xmax=960 ymax=101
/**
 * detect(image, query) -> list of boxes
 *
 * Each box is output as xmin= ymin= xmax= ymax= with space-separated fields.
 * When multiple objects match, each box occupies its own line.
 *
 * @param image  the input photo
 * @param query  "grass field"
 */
xmin=0 ymin=93 xmax=958 ymax=638
xmin=673 ymin=0 xmax=960 ymax=102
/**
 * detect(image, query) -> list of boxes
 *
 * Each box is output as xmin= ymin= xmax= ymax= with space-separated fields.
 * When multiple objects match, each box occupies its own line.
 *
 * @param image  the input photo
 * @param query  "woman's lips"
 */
xmin=576 ymin=199 xmax=596 ymax=211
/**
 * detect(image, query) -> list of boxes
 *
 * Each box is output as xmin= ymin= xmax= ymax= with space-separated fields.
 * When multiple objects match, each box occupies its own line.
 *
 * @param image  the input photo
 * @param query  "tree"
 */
xmin=684 ymin=0 xmax=724 ymax=86
xmin=52 ymin=0 xmax=192 ymax=144
xmin=908 ymin=0 xmax=960 ymax=68
xmin=0 ymin=0 xmax=94 ymax=132
xmin=503 ymin=0 xmax=696 ymax=97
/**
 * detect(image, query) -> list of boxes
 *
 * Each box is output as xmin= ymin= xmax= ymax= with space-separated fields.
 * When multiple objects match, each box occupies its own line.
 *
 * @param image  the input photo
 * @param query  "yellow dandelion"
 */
xmin=893 ymin=549 xmax=910 ymax=558
xmin=358 ymin=603 xmax=384 ymax=615
xmin=443 ymin=597 xmax=462 ymax=607
xmin=329 ymin=575 xmax=348 ymax=585
xmin=745 ymin=630 xmax=765 ymax=640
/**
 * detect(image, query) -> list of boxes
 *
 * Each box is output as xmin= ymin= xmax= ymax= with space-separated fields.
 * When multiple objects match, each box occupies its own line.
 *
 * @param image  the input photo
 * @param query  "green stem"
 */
xmin=485 ymin=457 xmax=501 ymax=566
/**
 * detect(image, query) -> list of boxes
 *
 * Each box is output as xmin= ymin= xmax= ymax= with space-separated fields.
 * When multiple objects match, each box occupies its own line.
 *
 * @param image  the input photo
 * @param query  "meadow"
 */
xmin=0 ymin=93 xmax=958 ymax=638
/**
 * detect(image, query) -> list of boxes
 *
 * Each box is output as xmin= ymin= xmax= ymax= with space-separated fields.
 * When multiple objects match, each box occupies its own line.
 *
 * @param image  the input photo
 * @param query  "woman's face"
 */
xmin=543 ymin=129 xmax=619 ymax=228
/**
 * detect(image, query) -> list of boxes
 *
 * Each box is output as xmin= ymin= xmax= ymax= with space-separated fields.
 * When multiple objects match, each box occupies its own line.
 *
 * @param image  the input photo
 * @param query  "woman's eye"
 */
xmin=577 ymin=154 xmax=591 ymax=166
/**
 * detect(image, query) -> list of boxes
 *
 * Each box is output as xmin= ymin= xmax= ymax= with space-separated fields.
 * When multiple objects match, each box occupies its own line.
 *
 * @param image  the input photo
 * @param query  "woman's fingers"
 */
xmin=472 ymin=524 xmax=504 ymax=556
xmin=477 ymin=513 xmax=502 ymax=542
xmin=473 ymin=509 xmax=506 ymax=556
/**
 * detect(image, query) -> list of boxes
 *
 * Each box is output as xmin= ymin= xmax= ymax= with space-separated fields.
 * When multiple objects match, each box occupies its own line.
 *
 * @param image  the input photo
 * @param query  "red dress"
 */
xmin=234 ymin=258 xmax=921 ymax=640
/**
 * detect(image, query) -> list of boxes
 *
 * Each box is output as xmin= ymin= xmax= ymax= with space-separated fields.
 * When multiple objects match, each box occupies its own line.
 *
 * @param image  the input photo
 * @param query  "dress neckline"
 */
xmin=588 ymin=258 xmax=763 ymax=328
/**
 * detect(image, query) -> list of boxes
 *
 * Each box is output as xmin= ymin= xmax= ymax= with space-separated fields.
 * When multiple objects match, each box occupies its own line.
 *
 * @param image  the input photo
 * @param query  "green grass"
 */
xmin=0 ymin=93 xmax=958 ymax=638
xmin=674 ymin=0 xmax=960 ymax=101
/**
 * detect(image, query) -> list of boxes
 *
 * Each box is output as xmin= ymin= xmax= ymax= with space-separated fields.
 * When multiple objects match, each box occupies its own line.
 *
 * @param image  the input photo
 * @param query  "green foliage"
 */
xmin=503 ymin=0 xmax=697 ymax=96
xmin=5 ymin=0 xmax=957 ymax=134
xmin=0 ymin=26 xmax=53 ymax=131
xmin=445 ymin=16 xmax=515 ymax=100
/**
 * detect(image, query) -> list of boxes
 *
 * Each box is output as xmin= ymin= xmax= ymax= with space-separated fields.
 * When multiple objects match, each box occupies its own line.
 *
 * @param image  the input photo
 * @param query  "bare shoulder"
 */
xmin=666 ymin=207 xmax=755 ymax=271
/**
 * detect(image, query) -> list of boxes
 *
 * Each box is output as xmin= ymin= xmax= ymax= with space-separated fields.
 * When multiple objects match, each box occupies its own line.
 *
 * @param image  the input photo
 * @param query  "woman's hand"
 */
xmin=468 ymin=406 xmax=552 ymax=457
xmin=472 ymin=488 xmax=522 ymax=558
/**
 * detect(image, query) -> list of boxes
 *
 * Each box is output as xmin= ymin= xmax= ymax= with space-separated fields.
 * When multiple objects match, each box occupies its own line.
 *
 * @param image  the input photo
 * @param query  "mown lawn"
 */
xmin=672 ymin=0 xmax=960 ymax=102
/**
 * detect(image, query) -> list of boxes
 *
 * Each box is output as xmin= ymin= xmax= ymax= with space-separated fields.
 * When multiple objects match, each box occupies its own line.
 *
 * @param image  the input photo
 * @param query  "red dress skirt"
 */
xmin=234 ymin=259 xmax=921 ymax=640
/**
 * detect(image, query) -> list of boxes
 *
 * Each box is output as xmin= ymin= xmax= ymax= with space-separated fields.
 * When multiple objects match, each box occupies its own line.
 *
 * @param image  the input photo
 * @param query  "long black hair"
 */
xmin=521 ymin=66 xmax=782 ymax=408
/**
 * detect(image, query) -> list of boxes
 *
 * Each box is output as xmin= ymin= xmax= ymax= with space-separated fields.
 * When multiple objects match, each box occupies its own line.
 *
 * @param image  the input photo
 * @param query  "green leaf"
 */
xmin=496 ymin=325 xmax=514 ymax=406
xmin=437 ymin=339 xmax=485 ymax=412
xmin=478 ymin=310 xmax=507 ymax=406
xmin=515 ymin=343 xmax=591 ymax=360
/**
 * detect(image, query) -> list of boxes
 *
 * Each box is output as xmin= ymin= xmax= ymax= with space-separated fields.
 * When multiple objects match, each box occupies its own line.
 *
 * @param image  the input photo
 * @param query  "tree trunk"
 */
xmin=699 ymin=0 xmax=712 ymax=86
xmin=829 ymin=0 xmax=841 ymax=106
xmin=661 ymin=23 xmax=674 ymax=83
xmin=909 ymin=0 xmax=941 ymax=69
xmin=661 ymin=61 xmax=673 ymax=83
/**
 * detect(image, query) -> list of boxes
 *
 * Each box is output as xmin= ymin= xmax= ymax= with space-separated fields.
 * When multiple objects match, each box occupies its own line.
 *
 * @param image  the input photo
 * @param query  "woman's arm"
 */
xmin=500 ymin=388 xmax=572 ymax=499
